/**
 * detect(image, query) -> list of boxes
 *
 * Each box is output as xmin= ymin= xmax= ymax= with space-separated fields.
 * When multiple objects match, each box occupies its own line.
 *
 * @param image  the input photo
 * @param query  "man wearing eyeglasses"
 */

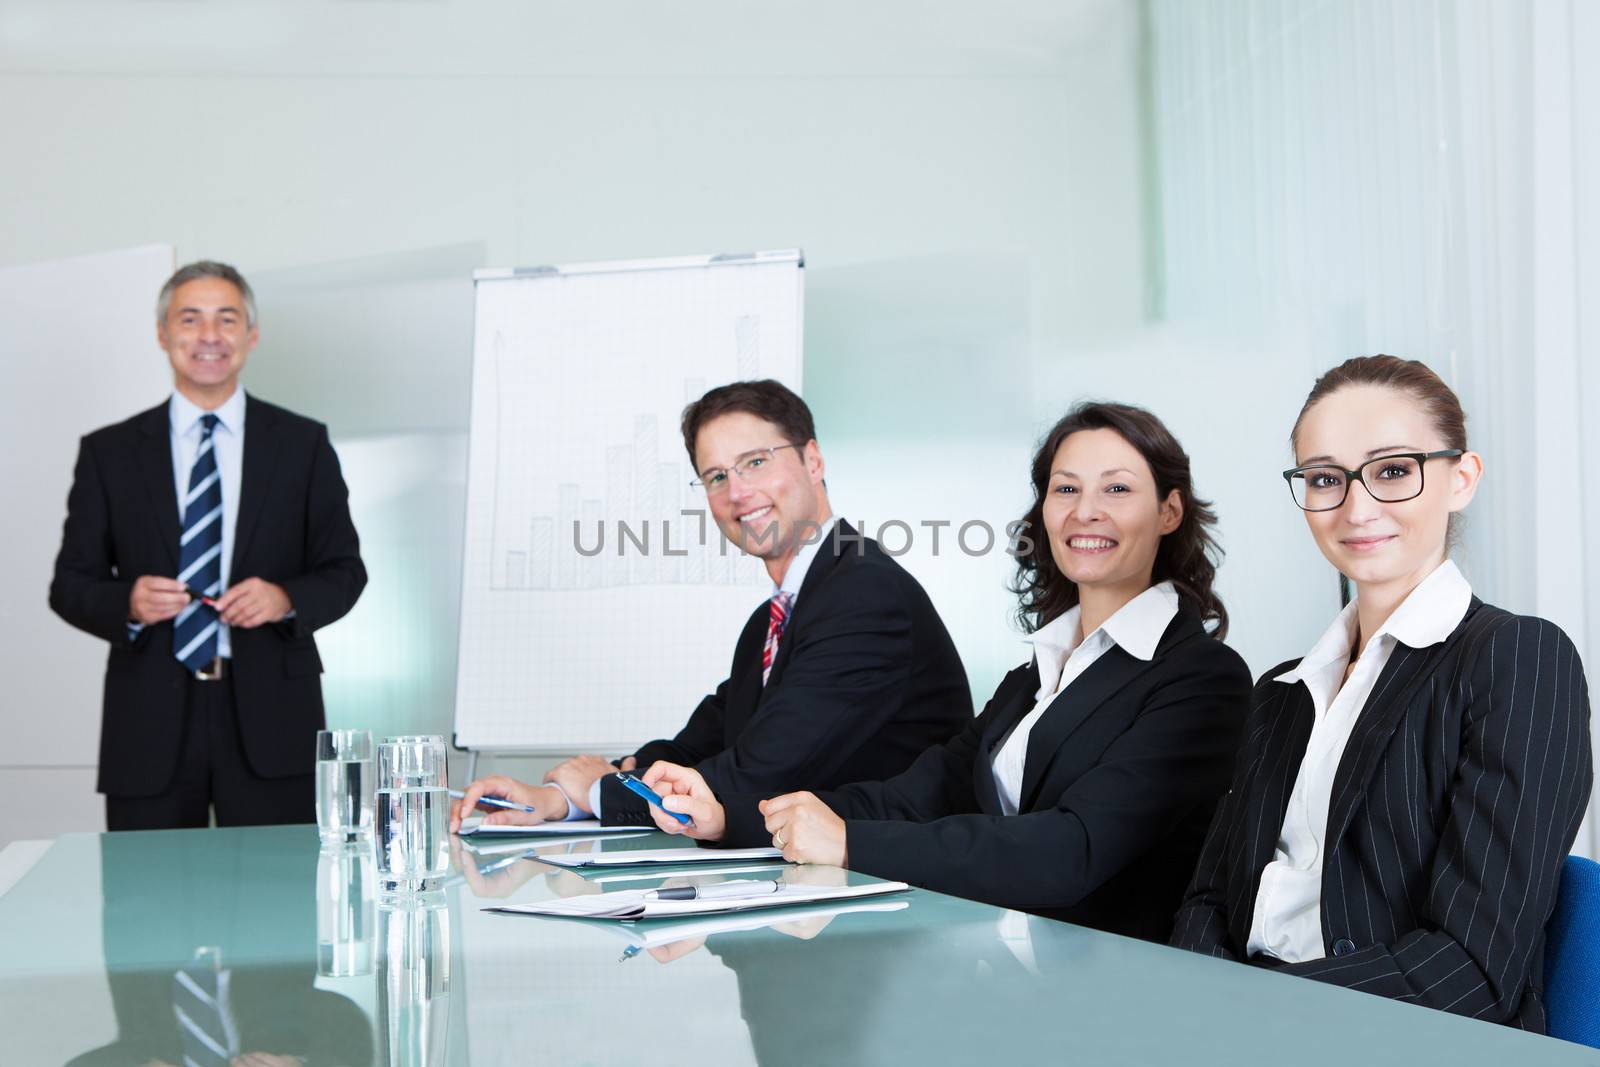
xmin=452 ymin=379 xmax=972 ymax=828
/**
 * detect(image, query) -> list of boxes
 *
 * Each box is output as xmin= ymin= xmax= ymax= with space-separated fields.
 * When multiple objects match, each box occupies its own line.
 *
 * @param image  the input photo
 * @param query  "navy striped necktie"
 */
xmin=174 ymin=413 xmax=223 ymax=671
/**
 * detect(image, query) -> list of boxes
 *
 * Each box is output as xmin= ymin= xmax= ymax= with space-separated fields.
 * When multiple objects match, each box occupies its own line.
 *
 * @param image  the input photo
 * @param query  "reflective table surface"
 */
xmin=0 ymin=825 xmax=1590 ymax=1066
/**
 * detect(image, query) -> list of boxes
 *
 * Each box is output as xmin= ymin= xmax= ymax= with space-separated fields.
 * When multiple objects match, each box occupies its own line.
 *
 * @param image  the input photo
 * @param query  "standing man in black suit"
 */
xmin=50 ymin=260 xmax=367 ymax=830
xmin=452 ymin=379 xmax=972 ymax=829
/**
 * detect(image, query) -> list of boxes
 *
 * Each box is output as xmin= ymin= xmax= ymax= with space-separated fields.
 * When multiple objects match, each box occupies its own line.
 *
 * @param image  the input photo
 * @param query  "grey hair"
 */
xmin=156 ymin=260 xmax=257 ymax=328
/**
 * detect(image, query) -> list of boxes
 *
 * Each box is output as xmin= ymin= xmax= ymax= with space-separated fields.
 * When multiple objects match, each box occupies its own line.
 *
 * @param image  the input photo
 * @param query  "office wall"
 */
xmin=0 ymin=0 xmax=1149 ymax=843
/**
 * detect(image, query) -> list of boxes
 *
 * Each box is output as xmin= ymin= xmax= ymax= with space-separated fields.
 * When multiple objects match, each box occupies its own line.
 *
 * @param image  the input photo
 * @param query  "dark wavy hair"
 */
xmin=1010 ymin=401 xmax=1228 ymax=638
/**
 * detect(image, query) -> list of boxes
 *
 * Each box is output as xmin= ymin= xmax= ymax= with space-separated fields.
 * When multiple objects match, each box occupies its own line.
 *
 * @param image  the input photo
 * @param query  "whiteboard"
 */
xmin=453 ymin=251 xmax=804 ymax=752
xmin=0 ymin=244 xmax=175 ymax=767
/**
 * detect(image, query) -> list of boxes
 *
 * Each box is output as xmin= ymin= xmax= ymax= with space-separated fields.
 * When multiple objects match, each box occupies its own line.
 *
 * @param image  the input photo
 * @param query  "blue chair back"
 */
xmin=1546 ymin=853 xmax=1600 ymax=1047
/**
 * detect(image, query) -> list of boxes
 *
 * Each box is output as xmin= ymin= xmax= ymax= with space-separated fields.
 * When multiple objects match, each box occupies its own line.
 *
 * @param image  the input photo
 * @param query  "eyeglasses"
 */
xmin=691 ymin=444 xmax=805 ymax=493
xmin=1282 ymin=449 xmax=1463 ymax=512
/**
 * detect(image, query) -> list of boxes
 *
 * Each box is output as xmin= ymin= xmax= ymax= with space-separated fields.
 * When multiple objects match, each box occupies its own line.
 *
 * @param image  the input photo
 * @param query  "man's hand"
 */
xmin=542 ymin=755 xmax=616 ymax=816
xmin=214 ymin=578 xmax=291 ymax=629
xmin=449 ymin=774 xmax=567 ymax=832
xmin=641 ymin=762 xmax=726 ymax=842
xmin=129 ymin=576 xmax=190 ymax=625
xmin=760 ymin=792 xmax=848 ymax=867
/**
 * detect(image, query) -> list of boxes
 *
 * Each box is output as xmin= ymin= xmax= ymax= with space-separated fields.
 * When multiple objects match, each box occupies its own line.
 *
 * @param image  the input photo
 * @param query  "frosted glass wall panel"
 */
xmin=1148 ymin=0 xmax=1533 ymax=618
xmin=249 ymin=249 xmax=481 ymax=742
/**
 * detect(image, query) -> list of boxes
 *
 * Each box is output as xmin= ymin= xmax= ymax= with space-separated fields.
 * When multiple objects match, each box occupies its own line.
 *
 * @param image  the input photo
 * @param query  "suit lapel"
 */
xmin=1243 ymin=684 xmax=1313 ymax=870
xmin=762 ymin=519 xmax=851 ymax=687
xmin=1321 ymin=609 xmax=1476 ymax=850
xmin=1011 ymin=611 xmax=1203 ymax=812
xmin=1015 ymin=645 xmax=1147 ymax=811
xmin=980 ymin=670 xmax=1041 ymax=754
xmin=975 ymin=671 xmax=1037 ymax=814
xmin=230 ymin=396 xmax=278 ymax=576
xmin=135 ymin=403 xmax=181 ymax=569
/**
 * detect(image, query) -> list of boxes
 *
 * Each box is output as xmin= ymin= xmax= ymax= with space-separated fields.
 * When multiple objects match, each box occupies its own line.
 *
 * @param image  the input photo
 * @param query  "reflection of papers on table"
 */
xmin=460 ymin=832 xmax=650 ymax=856
xmin=457 ymin=819 xmax=646 ymax=837
xmin=612 ymin=899 xmax=911 ymax=957
xmin=535 ymin=846 xmax=786 ymax=868
xmin=484 ymin=879 xmax=911 ymax=920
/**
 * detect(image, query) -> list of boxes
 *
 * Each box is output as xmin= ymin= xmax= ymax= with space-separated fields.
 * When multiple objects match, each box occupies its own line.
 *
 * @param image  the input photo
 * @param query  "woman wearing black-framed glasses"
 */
xmin=1172 ymin=355 xmax=1593 ymax=1031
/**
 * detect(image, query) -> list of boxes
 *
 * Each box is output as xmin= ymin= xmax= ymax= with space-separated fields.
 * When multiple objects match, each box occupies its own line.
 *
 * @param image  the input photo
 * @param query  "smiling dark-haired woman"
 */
xmin=640 ymin=401 xmax=1253 ymax=941
xmin=1172 ymin=355 xmax=1593 ymax=1029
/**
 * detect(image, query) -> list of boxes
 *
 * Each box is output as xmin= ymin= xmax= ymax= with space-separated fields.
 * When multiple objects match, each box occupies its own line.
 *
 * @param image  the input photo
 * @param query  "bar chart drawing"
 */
xmin=455 ymin=250 xmax=804 ymax=753
xmin=491 ymin=383 xmax=771 ymax=592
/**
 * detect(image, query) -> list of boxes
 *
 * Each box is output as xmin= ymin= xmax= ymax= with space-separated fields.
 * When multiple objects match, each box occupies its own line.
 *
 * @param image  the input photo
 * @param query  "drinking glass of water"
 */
xmin=316 ymin=729 xmax=374 ymax=842
xmin=376 ymin=736 xmax=450 ymax=895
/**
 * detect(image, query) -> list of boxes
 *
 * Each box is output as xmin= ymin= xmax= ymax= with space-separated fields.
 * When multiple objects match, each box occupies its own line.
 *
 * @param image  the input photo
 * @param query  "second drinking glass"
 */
xmin=376 ymin=735 xmax=450 ymax=894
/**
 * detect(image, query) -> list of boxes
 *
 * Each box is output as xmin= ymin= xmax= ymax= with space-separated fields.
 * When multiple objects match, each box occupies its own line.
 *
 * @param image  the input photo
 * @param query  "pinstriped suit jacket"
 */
xmin=1171 ymin=599 xmax=1593 ymax=1031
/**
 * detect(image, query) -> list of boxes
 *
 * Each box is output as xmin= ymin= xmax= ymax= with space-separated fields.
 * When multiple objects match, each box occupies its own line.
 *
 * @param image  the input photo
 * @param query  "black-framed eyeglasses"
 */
xmin=690 ymin=443 xmax=805 ymax=494
xmin=1282 ymin=450 xmax=1464 ymax=512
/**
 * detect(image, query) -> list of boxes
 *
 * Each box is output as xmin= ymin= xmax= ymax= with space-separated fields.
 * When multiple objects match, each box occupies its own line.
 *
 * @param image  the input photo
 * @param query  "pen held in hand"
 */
xmin=447 ymin=788 xmax=540 ymax=814
xmin=615 ymin=772 xmax=693 ymax=825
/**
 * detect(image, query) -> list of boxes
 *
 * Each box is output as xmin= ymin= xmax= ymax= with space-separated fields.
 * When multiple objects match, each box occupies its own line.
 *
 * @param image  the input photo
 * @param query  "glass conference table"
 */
xmin=0 ymin=824 xmax=1590 ymax=1067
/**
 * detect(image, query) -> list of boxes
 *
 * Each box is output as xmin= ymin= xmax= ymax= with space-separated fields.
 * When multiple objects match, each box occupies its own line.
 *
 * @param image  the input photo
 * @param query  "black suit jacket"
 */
xmin=720 ymin=606 xmax=1253 ymax=941
xmin=1171 ymin=601 xmax=1594 ymax=1031
xmin=50 ymin=395 xmax=367 ymax=795
xmin=599 ymin=520 xmax=972 ymax=824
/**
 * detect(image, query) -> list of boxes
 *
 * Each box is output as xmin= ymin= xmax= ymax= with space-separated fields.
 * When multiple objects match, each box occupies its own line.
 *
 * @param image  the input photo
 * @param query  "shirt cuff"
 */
xmin=545 ymin=781 xmax=586 ymax=821
xmin=587 ymin=777 xmax=604 ymax=819
xmin=126 ymin=622 xmax=144 ymax=643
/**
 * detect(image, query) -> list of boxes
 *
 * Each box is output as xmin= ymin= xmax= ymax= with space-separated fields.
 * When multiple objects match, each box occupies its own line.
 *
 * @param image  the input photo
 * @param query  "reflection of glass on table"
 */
xmin=378 ymin=893 xmax=451 ymax=1067
xmin=316 ymin=841 xmax=376 ymax=977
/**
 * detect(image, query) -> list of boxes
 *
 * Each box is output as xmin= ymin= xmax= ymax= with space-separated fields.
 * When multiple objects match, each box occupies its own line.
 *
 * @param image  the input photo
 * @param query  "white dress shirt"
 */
xmin=1246 ymin=558 xmax=1473 ymax=963
xmin=990 ymin=581 xmax=1179 ymax=816
xmin=579 ymin=514 xmax=840 ymax=818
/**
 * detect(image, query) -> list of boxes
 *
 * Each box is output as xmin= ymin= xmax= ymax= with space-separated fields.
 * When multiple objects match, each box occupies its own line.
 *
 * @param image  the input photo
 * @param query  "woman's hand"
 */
xmin=640 ymin=762 xmax=726 ymax=842
xmin=760 ymin=792 xmax=848 ymax=867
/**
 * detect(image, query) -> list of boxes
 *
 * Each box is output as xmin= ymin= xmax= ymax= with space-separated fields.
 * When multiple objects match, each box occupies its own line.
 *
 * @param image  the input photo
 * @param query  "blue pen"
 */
xmin=447 ymin=788 xmax=539 ymax=814
xmin=615 ymin=772 xmax=692 ymax=825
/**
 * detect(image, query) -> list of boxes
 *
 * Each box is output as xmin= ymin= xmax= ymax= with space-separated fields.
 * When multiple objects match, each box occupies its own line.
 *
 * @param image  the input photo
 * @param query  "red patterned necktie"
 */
xmin=762 ymin=591 xmax=794 ymax=685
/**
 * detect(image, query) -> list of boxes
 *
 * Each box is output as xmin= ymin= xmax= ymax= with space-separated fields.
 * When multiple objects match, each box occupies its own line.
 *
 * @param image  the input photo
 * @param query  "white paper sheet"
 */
xmin=484 ymin=879 xmax=910 ymax=921
xmin=534 ymin=846 xmax=786 ymax=869
xmin=457 ymin=818 xmax=650 ymax=837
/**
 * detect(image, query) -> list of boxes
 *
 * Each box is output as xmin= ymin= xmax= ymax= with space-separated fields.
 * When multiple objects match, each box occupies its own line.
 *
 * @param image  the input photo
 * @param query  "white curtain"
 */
xmin=1146 ymin=0 xmax=1599 ymax=858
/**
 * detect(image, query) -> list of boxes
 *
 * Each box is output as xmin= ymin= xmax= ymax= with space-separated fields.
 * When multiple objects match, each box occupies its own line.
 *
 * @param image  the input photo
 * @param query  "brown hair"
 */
xmin=680 ymin=379 xmax=817 ymax=470
xmin=1011 ymin=401 xmax=1228 ymax=637
xmin=1291 ymin=355 xmax=1468 ymax=454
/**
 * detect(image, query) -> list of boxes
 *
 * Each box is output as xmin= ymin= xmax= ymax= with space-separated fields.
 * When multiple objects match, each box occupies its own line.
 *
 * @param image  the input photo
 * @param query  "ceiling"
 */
xmin=0 ymin=0 xmax=1130 ymax=80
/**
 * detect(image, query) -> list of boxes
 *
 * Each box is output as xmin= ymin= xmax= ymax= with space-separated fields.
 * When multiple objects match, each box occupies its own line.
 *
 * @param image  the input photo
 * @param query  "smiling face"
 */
xmin=693 ymin=411 xmax=829 ymax=580
xmin=1042 ymin=428 xmax=1182 ymax=601
xmin=158 ymin=276 xmax=257 ymax=408
xmin=1292 ymin=383 xmax=1482 ymax=595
